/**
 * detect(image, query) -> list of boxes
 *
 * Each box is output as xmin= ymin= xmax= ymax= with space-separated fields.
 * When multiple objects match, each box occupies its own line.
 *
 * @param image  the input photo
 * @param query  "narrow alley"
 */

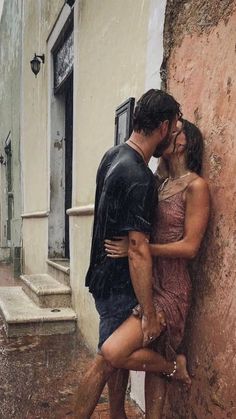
xmin=0 ymin=263 xmax=144 ymax=419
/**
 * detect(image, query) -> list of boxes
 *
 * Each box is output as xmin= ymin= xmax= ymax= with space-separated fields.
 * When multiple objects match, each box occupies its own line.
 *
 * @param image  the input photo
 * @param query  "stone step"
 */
xmin=20 ymin=274 xmax=72 ymax=308
xmin=0 ymin=287 xmax=77 ymax=337
xmin=47 ymin=259 xmax=70 ymax=286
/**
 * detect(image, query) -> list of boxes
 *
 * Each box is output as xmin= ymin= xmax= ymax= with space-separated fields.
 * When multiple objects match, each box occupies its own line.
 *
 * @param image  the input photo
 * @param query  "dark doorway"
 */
xmin=64 ymin=73 xmax=73 ymax=258
xmin=49 ymin=19 xmax=74 ymax=260
xmin=5 ymin=139 xmax=13 ymax=243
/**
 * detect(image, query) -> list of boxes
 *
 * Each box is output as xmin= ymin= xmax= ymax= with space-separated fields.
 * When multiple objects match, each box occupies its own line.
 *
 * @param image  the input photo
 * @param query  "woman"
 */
xmin=102 ymin=119 xmax=210 ymax=417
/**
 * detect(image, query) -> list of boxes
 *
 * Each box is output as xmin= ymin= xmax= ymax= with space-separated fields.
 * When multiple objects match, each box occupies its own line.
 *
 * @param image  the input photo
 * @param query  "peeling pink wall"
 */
xmin=163 ymin=5 xmax=236 ymax=419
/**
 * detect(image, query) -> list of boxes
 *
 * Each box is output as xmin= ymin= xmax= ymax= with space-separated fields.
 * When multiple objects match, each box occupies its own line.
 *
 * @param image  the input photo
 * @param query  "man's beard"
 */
xmin=152 ymin=129 xmax=172 ymax=158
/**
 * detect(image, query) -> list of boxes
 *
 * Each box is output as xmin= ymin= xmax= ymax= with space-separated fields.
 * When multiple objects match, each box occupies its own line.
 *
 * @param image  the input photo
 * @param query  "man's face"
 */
xmin=162 ymin=120 xmax=185 ymax=158
xmin=152 ymin=116 xmax=178 ymax=158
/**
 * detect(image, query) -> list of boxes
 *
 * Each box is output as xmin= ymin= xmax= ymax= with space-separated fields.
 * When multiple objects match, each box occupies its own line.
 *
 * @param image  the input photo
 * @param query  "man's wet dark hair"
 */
xmin=181 ymin=119 xmax=203 ymax=174
xmin=133 ymin=89 xmax=181 ymax=136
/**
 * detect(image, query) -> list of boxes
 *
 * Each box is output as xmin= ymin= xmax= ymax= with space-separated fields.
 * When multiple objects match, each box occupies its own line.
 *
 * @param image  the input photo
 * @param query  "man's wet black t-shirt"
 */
xmin=85 ymin=143 xmax=156 ymax=298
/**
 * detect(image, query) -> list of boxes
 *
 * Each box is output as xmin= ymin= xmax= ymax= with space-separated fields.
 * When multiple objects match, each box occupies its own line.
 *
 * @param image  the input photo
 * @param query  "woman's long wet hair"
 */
xmin=179 ymin=119 xmax=204 ymax=174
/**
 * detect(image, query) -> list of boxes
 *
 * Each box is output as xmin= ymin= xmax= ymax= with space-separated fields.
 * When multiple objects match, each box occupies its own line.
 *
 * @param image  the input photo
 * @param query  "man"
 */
xmin=74 ymin=89 xmax=181 ymax=418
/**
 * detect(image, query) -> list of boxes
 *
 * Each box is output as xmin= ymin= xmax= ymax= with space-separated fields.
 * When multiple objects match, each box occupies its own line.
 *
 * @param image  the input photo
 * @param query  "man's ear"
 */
xmin=160 ymin=120 xmax=169 ymax=137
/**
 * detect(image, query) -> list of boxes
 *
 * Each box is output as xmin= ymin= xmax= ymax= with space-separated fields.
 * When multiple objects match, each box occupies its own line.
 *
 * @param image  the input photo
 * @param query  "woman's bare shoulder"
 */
xmin=187 ymin=175 xmax=209 ymax=195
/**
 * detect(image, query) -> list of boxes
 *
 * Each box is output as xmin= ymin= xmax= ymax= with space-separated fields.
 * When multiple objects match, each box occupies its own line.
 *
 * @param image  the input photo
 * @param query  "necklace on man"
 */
xmin=128 ymin=139 xmax=147 ymax=164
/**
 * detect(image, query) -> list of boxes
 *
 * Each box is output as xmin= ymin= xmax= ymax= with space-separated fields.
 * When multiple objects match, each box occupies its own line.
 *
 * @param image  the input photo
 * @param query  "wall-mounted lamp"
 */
xmin=0 ymin=155 xmax=6 ymax=166
xmin=66 ymin=0 xmax=75 ymax=6
xmin=4 ymin=143 xmax=11 ymax=157
xmin=30 ymin=53 xmax=45 ymax=77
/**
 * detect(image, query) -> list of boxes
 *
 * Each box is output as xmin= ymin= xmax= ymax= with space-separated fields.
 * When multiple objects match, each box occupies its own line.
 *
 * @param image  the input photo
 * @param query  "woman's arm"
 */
xmin=105 ymin=178 xmax=210 ymax=259
xmin=150 ymin=177 xmax=210 ymax=259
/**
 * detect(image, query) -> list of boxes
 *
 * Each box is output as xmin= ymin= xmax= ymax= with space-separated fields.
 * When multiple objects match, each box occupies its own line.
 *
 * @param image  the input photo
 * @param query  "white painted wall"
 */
xmin=147 ymin=0 xmax=167 ymax=174
xmin=0 ymin=0 xmax=23 ymax=253
xmin=130 ymin=0 xmax=167 ymax=411
xmin=71 ymin=0 xmax=151 ymax=350
xmin=21 ymin=0 xmax=65 ymax=274
xmin=0 ymin=0 xmax=4 ymax=22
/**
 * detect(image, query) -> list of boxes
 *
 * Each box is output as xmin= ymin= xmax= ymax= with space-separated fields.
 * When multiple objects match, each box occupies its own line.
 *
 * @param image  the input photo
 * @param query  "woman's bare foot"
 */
xmin=174 ymin=355 xmax=192 ymax=387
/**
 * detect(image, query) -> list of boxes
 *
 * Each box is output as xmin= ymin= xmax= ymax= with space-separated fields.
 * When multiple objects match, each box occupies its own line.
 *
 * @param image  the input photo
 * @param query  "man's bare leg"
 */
xmin=108 ymin=369 xmax=129 ymax=419
xmin=74 ymin=354 xmax=114 ymax=418
xmin=145 ymin=372 xmax=167 ymax=419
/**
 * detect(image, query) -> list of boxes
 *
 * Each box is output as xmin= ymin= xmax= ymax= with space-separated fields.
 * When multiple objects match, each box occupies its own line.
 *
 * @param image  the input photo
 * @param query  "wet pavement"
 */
xmin=0 ymin=263 xmax=144 ymax=418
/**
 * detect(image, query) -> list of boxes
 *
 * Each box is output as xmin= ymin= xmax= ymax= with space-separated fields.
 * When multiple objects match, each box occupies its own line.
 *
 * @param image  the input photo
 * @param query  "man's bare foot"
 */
xmin=174 ymin=355 xmax=192 ymax=387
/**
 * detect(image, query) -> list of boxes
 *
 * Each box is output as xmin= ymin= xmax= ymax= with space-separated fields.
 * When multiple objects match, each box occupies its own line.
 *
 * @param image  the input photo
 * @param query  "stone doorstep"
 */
xmin=47 ymin=258 xmax=70 ymax=274
xmin=20 ymin=274 xmax=72 ymax=308
xmin=0 ymin=287 xmax=77 ymax=337
xmin=20 ymin=274 xmax=71 ymax=308
xmin=4 ymin=319 xmax=76 ymax=338
xmin=47 ymin=259 xmax=70 ymax=287
xmin=23 ymin=286 xmax=72 ymax=308
xmin=20 ymin=274 xmax=71 ymax=295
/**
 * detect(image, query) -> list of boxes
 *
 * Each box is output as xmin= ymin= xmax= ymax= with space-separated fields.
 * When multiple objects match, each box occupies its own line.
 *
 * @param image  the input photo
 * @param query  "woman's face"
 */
xmin=162 ymin=120 xmax=187 ymax=159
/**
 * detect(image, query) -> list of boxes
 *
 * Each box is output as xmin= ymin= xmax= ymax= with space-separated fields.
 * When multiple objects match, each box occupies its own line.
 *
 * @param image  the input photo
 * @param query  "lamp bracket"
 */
xmin=35 ymin=54 xmax=45 ymax=63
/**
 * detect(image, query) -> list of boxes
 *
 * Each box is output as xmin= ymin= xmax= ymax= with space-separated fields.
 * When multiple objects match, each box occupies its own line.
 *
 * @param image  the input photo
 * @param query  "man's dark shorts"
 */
xmin=94 ymin=291 xmax=138 ymax=350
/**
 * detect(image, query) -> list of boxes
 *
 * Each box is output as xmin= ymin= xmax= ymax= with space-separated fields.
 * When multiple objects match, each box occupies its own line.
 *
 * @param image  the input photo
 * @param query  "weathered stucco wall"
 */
xmin=163 ymin=1 xmax=236 ymax=418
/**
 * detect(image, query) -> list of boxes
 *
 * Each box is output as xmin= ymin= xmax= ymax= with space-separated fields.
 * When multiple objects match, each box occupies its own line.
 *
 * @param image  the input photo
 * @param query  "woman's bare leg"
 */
xmin=145 ymin=372 xmax=167 ymax=419
xmin=101 ymin=315 xmax=191 ymax=385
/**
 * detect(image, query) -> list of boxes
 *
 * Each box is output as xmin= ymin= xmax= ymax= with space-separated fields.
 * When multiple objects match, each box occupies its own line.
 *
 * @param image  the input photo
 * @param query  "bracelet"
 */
xmin=163 ymin=360 xmax=177 ymax=378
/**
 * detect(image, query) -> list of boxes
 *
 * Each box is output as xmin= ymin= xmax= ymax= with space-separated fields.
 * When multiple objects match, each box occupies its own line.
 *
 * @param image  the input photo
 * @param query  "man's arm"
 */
xmin=128 ymin=230 xmax=162 ymax=346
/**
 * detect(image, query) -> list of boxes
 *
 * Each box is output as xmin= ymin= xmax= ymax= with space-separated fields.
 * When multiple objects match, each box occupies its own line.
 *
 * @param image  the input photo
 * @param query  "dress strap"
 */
xmin=158 ymin=173 xmax=199 ymax=201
